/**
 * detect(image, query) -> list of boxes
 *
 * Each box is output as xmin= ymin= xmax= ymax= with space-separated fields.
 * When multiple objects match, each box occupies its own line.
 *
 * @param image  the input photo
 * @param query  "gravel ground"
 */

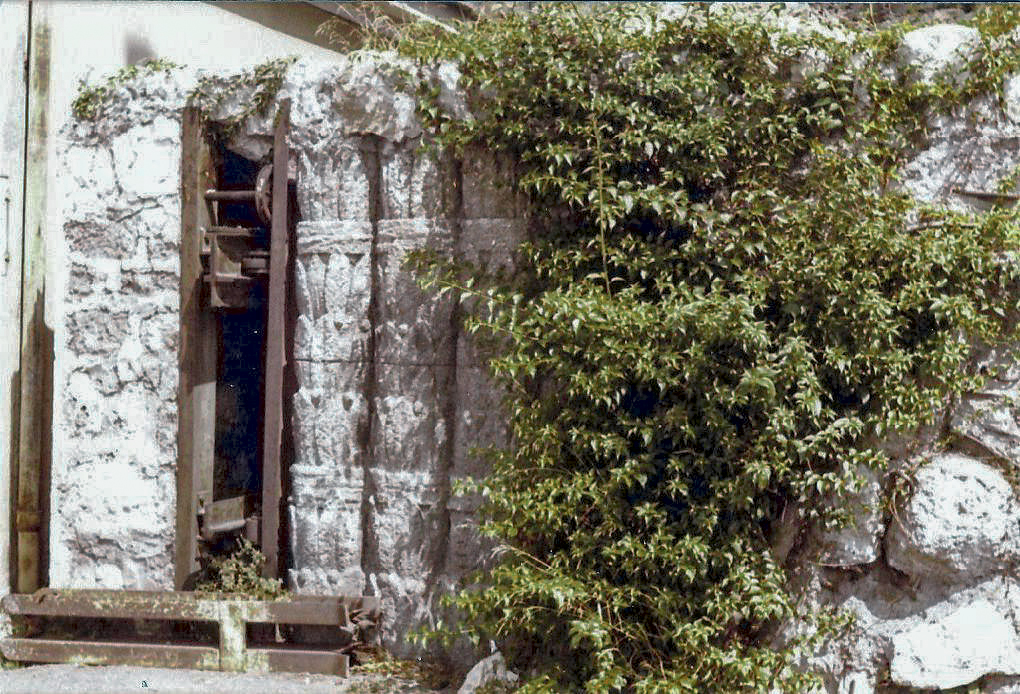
xmin=0 ymin=664 xmax=451 ymax=694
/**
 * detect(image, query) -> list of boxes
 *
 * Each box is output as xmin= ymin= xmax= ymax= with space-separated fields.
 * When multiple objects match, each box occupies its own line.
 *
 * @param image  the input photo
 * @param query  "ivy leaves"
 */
xmin=401 ymin=4 xmax=1020 ymax=692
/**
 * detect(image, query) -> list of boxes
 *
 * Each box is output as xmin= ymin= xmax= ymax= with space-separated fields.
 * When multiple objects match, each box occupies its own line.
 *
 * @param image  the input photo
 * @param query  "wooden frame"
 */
xmin=176 ymin=106 xmax=219 ymax=588
xmin=176 ymin=101 xmax=292 ymax=585
xmin=1 ymin=590 xmax=378 ymax=674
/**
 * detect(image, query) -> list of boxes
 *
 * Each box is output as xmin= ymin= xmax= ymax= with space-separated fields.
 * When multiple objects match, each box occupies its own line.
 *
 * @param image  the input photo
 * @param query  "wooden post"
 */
xmin=261 ymin=100 xmax=290 ymax=579
xmin=176 ymin=108 xmax=218 ymax=588
xmin=15 ymin=2 xmax=51 ymax=594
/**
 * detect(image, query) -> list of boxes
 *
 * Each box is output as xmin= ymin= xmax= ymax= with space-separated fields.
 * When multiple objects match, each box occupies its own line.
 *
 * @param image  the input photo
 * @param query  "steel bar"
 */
xmin=2 ymin=590 xmax=377 ymax=626
xmin=952 ymin=187 xmax=1020 ymax=202
xmin=1 ymin=638 xmax=219 ymax=669
xmin=204 ymin=189 xmax=256 ymax=202
xmin=205 ymin=225 xmax=259 ymax=237
xmin=2 ymin=590 xmax=217 ymax=621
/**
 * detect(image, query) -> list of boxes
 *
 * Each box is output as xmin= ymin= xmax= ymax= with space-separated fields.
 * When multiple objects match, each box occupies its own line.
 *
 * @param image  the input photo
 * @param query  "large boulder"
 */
xmin=889 ymin=598 xmax=1020 ymax=689
xmin=885 ymin=453 xmax=1020 ymax=582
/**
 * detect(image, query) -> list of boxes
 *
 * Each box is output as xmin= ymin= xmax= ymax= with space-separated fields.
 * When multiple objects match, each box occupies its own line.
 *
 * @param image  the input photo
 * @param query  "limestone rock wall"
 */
xmin=795 ymin=25 xmax=1020 ymax=694
xmin=53 ymin=70 xmax=198 ymax=590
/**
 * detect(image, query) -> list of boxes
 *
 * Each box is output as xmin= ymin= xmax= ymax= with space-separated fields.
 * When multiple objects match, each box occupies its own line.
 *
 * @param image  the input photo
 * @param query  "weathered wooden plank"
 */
xmin=176 ymin=107 xmax=219 ymax=588
xmin=203 ymin=495 xmax=248 ymax=537
xmin=15 ymin=2 xmax=51 ymax=595
xmin=0 ymin=0 xmax=29 ymax=598
xmin=247 ymin=647 xmax=348 ymax=676
xmin=261 ymin=99 xmax=291 ymax=580
xmin=256 ymin=599 xmax=345 ymax=626
xmin=2 ymin=590 xmax=376 ymax=627
xmin=2 ymin=590 xmax=219 ymax=621
xmin=0 ymin=638 xmax=220 ymax=669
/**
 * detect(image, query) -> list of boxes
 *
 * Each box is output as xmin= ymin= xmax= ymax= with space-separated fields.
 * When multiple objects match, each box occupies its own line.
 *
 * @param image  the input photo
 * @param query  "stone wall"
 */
xmin=54 ymin=71 xmax=193 ymax=590
xmin=792 ymin=24 xmax=1020 ymax=694
xmin=49 ymin=24 xmax=1020 ymax=690
xmin=51 ymin=55 xmax=522 ymax=655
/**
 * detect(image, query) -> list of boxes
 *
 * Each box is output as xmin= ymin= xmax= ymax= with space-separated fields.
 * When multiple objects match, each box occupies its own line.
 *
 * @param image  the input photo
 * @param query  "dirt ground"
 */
xmin=0 ymin=663 xmax=452 ymax=694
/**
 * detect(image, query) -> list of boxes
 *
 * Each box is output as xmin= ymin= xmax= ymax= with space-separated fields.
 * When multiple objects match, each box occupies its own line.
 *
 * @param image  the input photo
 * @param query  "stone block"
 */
xmin=287 ymin=480 xmax=364 ymax=585
xmin=53 ymin=454 xmax=175 ymax=589
xmin=375 ymin=218 xmax=455 ymax=365
xmin=815 ymin=465 xmax=883 ymax=567
xmin=294 ymin=220 xmax=373 ymax=361
xmin=897 ymin=24 xmax=980 ymax=86
xmin=380 ymin=141 xmax=453 ymax=219
xmin=292 ymin=362 xmax=369 ymax=470
xmin=289 ymin=566 xmax=366 ymax=595
xmin=370 ymin=570 xmax=435 ymax=658
xmin=885 ymin=453 xmax=1020 ymax=582
xmin=453 ymin=365 xmax=507 ymax=480
xmin=62 ymin=143 xmax=118 ymax=198
xmin=120 ymin=270 xmax=178 ymax=295
xmin=66 ymin=219 xmax=137 ymax=259
xmin=65 ymin=308 xmax=130 ymax=357
xmin=446 ymin=507 xmax=493 ymax=577
xmin=889 ymin=598 xmax=1020 ymax=689
xmin=295 ymin=138 xmax=372 ymax=221
xmin=110 ymin=130 xmax=180 ymax=200
xmin=951 ymin=348 xmax=1020 ymax=461
xmin=458 ymin=218 xmax=526 ymax=272
xmin=365 ymin=473 xmax=445 ymax=578
xmin=371 ymin=363 xmax=453 ymax=475
xmin=461 ymin=150 xmax=520 ymax=219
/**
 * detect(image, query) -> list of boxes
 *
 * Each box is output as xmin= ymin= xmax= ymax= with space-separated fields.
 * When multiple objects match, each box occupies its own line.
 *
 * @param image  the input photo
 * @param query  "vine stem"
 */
xmin=593 ymin=110 xmax=613 ymax=294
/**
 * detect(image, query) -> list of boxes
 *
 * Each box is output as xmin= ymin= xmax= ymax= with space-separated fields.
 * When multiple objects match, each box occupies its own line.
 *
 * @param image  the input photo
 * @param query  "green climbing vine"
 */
xmin=186 ymin=56 xmax=296 ymax=136
xmin=72 ymin=56 xmax=295 ymax=138
xmin=71 ymin=58 xmax=183 ymax=121
xmin=396 ymin=4 xmax=1020 ymax=692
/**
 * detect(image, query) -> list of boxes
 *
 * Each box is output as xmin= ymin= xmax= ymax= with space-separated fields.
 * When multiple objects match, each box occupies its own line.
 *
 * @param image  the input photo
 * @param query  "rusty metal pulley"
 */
xmin=255 ymin=164 xmax=274 ymax=226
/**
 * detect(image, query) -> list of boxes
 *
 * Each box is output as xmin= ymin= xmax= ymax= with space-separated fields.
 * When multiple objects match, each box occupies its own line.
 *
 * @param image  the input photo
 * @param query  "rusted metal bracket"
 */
xmin=952 ymin=187 xmax=1020 ymax=204
xmin=0 ymin=590 xmax=380 ymax=675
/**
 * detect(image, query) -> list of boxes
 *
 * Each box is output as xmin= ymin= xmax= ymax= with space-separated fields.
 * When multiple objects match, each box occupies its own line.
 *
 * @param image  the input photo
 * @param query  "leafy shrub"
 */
xmin=194 ymin=537 xmax=286 ymax=600
xmin=398 ymin=4 xmax=1020 ymax=692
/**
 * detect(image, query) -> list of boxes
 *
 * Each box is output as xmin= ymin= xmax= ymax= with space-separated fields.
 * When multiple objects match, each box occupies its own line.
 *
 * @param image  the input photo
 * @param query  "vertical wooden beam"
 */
xmin=15 ymin=1 xmax=51 ymax=594
xmin=0 ymin=0 xmax=30 ymax=595
xmin=176 ymin=108 xmax=218 ymax=588
xmin=261 ymin=100 xmax=290 ymax=579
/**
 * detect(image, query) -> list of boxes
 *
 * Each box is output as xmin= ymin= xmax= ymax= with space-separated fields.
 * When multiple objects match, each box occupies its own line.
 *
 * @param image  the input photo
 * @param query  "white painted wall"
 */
xmin=0 ymin=0 xmax=29 ymax=598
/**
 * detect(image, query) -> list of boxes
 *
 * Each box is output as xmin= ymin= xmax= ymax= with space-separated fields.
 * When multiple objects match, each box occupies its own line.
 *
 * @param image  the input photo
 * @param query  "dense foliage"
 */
xmin=396 ymin=4 xmax=1020 ymax=692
